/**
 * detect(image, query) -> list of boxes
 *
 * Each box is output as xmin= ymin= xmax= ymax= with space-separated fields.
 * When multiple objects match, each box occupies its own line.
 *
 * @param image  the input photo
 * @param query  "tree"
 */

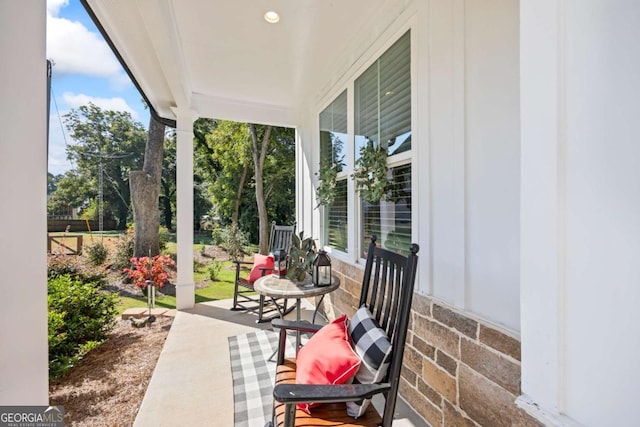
xmin=194 ymin=120 xmax=295 ymax=251
xmin=159 ymin=125 xmax=211 ymax=233
xmin=160 ymin=133 xmax=176 ymax=231
xmin=197 ymin=120 xmax=250 ymax=228
xmin=47 ymin=170 xmax=93 ymax=216
xmin=249 ymin=124 xmax=272 ymax=254
xmin=63 ymin=103 xmax=146 ymax=229
xmin=129 ymin=115 xmax=165 ymax=257
xmin=47 ymin=172 xmax=62 ymax=195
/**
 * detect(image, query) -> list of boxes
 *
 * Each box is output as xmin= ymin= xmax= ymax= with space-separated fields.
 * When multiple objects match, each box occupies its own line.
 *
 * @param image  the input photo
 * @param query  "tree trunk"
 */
xmin=160 ymin=192 xmax=173 ymax=231
xmin=130 ymin=116 xmax=165 ymax=257
xmin=231 ymin=164 xmax=248 ymax=228
xmin=249 ymin=124 xmax=271 ymax=254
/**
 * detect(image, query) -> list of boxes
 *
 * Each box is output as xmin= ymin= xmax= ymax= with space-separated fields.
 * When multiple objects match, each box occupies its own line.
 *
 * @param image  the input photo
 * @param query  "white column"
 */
xmin=518 ymin=0 xmax=564 ymax=423
xmin=0 ymin=1 xmax=48 ymax=404
xmin=173 ymin=108 xmax=196 ymax=310
xmin=520 ymin=2 xmax=640 ymax=425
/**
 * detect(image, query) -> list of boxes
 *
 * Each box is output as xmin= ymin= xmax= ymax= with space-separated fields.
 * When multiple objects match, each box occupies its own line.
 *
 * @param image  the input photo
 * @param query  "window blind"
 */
xmin=361 ymin=164 xmax=412 ymax=256
xmin=320 ymin=91 xmax=349 ymax=251
xmin=355 ymin=31 xmax=411 ymax=157
xmin=326 ymin=178 xmax=348 ymax=252
xmin=320 ymin=90 xmax=348 ymax=170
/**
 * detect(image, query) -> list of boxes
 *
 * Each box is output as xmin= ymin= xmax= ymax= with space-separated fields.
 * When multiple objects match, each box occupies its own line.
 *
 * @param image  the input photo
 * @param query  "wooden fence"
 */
xmin=47 ymin=235 xmax=83 ymax=255
xmin=47 ymin=219 xmax=116 ymax=232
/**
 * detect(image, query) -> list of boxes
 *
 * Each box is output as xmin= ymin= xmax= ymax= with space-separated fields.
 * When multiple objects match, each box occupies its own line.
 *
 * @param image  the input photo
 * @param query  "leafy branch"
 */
xmin=351 ymin=142 xmax=389 ymax=203
xmin=315 ymin=157 xmax=340 ymax=208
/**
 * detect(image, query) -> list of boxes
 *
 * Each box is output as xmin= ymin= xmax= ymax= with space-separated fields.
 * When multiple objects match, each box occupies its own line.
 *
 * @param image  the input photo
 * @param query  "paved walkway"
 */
xmin=134 ymin=299 xmax=427 ymax=427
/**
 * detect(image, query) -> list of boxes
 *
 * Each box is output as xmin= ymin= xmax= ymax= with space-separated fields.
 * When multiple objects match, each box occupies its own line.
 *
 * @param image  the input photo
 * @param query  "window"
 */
xmin=320 ymin=91 xmax=348 ymax=252
xmin=318 ymin=31 xmax=412 ymax=258
xmin=355 ymin=31 xmax=411 ymax=256
xmin=355 ymin=32 xmax=411 ymax=158
xmin=361 ymin=164 xmax=412 ymax=256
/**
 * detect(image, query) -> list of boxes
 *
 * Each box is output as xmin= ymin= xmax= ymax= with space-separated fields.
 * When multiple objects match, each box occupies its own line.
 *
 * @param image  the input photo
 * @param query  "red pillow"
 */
xmin=295 ymin=315 xmax=361 ymax=414
xmin=248 ymin=254 xmax=274 ymax=283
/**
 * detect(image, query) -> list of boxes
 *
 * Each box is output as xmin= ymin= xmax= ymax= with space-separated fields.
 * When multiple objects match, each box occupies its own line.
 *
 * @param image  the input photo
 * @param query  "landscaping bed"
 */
xmin=47 ymin=235 xmax=237 ymax=425
xmin=49 ymin=316 xmax=173 ymax=426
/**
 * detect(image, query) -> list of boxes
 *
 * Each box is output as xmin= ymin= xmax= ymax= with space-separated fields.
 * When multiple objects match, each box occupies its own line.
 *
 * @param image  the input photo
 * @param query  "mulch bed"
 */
xmin=49 ymin=317 xmax=173 ymax=427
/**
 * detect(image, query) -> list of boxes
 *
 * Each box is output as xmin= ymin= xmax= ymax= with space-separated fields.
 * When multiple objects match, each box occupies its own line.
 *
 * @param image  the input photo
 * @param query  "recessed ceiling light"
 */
xmin=264 ymin=11 xmax=280 ymax=24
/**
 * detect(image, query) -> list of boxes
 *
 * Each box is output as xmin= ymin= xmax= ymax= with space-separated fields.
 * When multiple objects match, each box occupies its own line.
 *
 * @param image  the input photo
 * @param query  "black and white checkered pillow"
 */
xmin=346 ymin=306 xmax=392 ymax=418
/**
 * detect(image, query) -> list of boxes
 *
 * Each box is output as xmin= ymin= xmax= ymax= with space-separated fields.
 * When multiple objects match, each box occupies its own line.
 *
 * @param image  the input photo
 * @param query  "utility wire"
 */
xmin=51 ymin=87 xmax=76 ymax=170
xmin=52 ymin=90 xmax=69 ymax=149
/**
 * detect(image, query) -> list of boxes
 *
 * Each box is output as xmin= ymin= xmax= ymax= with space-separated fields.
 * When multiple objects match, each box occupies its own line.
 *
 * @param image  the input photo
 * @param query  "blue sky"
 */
xmin=47 ymin=0 xmax=150 ymax=175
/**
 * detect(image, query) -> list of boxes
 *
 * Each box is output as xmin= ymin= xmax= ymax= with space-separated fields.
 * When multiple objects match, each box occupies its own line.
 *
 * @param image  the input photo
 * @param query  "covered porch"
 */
xmin=3 ymin=1 xmax=640 ymax=426
xmin=133 ymin=299 xmax=426 ymax=426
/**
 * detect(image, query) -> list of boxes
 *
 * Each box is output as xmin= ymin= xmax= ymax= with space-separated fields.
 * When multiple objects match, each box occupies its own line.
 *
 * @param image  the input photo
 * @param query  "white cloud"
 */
xmin=48 ymin=112 xmax=74 ymax=175
xmin=63 ymin=92 xmax=139 ymax=120
xmin=46 ymin=0 xmax=130 ymax=88
xmin=47 ymin=0 xmax=69 ymax=17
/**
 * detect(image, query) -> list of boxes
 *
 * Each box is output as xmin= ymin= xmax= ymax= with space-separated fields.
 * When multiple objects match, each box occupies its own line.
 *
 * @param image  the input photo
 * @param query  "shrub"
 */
xmin=220 ymin=225 xmax=249 ymax=261
xmin=124 ymin=254 xmax=176 ymax=289
xmin=48 ymin=274 xmax=119 ymax=378
xmin=158 ymin=226 xmax=170 ymax=252
xmin=194 ymin=259 xmax=205 ymax=272
xmin=207 ymin=259 xmax=222 ymax=281
xmin=112 ymin=228 xmax=134 ymax=271
xmin=211 ymin=226 xmax=224 ymax=246
xmin=48 ymin=255 xmax=82 ymax=278
xmin=86 ymin=241 xmax=109 ymax=266
xmin=48 ymin=255 xmax=107 ymax=285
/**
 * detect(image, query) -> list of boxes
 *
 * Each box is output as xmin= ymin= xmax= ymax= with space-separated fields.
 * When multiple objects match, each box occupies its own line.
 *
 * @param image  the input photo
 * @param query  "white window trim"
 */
xmin=315 ymin=21 xmax=418 ymax=268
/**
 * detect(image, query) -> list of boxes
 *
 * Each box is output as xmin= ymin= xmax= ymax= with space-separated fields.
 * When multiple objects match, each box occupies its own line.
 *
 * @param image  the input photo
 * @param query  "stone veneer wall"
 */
xmin=316 ymin=258 xmax=543 ymax=427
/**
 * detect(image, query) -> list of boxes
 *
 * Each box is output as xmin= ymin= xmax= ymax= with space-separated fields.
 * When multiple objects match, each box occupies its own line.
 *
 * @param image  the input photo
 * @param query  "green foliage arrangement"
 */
xmin=315 ymin=158 xmax=340 ymax=207
xmin=207 ymin=259 xmax=223 ymax=281
xmin=48 ymin=274 xmax=119 ymax=379
xmin=286 ymin=231 xmax=317 ymax=282
xmin=351 ymin=142 xmax=390 ymax=203
xmin=86 ymin=241 xmax=108 ymax=266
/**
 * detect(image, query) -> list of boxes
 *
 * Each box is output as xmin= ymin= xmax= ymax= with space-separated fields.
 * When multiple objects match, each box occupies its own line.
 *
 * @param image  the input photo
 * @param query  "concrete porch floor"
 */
xmin=133 ymin=299 xmax=428 ymax=427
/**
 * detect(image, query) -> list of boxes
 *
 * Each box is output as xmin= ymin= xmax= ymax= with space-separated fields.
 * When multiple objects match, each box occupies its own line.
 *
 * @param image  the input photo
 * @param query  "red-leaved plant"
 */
xmin=124 ymin=254 xmax=176 ymax=289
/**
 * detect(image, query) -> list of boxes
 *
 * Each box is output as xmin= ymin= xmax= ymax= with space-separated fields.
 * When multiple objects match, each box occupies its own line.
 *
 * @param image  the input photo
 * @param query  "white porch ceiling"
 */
xmin=83 ymin=0 xmax=390 ymax=127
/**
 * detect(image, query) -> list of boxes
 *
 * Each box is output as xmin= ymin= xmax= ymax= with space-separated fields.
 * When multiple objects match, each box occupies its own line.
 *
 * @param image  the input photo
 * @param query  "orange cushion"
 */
xmin=295 ymin=315 xmax=361 ymax=414
xmin=248 ymin=254 xmax=274 ymax=283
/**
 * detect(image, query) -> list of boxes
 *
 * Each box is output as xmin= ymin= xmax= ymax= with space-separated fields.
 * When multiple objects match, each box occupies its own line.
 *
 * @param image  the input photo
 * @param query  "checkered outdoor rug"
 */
xmin=229 ymin=330 xmax=294 ymax=427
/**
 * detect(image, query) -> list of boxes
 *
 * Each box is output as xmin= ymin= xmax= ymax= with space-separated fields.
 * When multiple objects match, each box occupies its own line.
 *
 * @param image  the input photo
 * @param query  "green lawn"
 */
xmin=50 ymin=230 xmax=252 ymax=314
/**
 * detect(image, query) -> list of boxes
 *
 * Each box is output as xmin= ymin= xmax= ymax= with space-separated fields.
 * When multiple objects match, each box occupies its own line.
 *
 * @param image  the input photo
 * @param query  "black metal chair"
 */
xmin=231 ymin=221 xmax=296 ymax=323
xmin=267 ymin=235 xmax=419 ymax=427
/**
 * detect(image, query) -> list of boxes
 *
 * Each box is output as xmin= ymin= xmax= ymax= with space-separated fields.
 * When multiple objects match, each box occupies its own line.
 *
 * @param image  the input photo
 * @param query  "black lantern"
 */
xmin=273 ymin=248 xmax=288 ymax=278
xmin=313 ymin=249 xmax=332 ymax=286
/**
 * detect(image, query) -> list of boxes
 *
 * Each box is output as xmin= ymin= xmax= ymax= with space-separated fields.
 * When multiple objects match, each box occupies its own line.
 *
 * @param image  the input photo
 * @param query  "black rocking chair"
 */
xmin=231 ymin=221 xmax=296 ymax=323
xmin=267 ymin=235 xmax=419 ymax=427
